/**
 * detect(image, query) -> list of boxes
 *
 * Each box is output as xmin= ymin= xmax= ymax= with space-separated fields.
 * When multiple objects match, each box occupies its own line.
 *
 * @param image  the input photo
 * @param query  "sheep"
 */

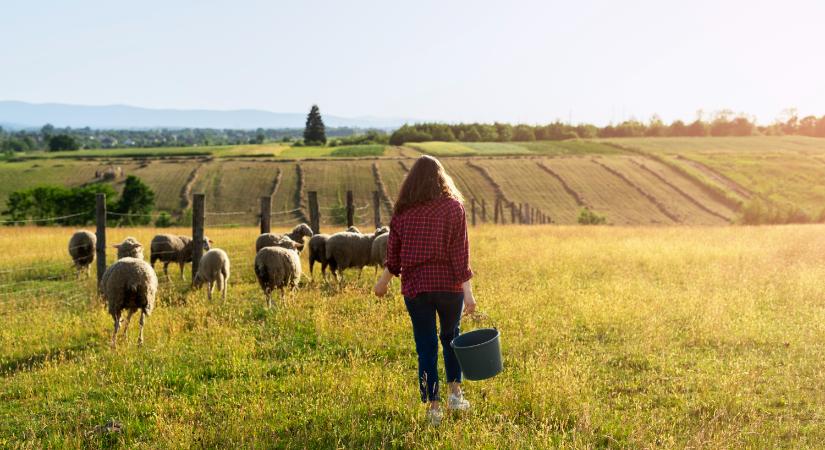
xmin=193 ymin=249 xmax=230 ymax=301
xmin=68 ymin=230 xmax=96 ymax=278
xmin=99 ymin=251 xmax=158 ymax=348
xmin=254 ymin=236 xmax=302 ymax=308
xmin=255 ymin=223 xmax=313 ymax=253
xmin=370 ymin=231 xmax=389 ymax=270
xmin=114 ymin=237 xmax=144 ymax=260
xmin=325 ymin=227 xmax=389 ymax=279
xmin=150 ymin=234 xmax=212 ymax=280
xmin=308 ymin=226 xmax=372 ymax=278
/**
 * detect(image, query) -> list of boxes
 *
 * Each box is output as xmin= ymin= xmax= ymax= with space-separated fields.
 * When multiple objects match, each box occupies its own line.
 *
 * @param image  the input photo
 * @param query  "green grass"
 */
xmin=1 ymin=225 xmax=824 ymax=447
xmin=328 ymin=145 xmax=386 ymax=157
xmin=409 ymin=140 xmax=620 ymax=156
xmin=11 ymin=146 xmax=218 ymax=160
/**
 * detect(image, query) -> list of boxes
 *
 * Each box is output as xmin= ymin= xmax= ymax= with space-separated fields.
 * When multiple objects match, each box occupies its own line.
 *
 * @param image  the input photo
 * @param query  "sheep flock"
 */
xmin=69 ymin=223 xmax=391 ymax=348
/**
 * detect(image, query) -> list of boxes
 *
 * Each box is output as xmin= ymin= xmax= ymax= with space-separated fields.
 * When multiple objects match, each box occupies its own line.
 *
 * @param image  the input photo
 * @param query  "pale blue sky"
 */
xmin=1 ymin=0 xmax=823 ymax=125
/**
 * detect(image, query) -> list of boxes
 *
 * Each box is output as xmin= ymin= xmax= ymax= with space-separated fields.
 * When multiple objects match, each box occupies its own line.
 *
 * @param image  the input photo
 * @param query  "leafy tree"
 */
xmin=512 ymin=125 xmax=536 ymax=141
xmin=464 ymin=126 xmax=482 ymax=142
xmin=303 ymin=104 xmax=327 ymax=145
xmin=48 ymin=134 xmax=79 ymax=151
xmin=154 ymin=212 xmax=173 ymax=227
xmin=41 ymin=123 xmax=55 ymax=138
xmin=114 ymin=176 xmax=155 ymax=225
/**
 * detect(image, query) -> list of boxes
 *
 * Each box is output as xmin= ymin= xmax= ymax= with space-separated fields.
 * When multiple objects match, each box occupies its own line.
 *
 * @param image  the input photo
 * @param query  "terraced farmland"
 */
xmin=606 ymin=136 xmax=825 ymax=217
xmin=11 ymin=137 xmax=825 ymax=226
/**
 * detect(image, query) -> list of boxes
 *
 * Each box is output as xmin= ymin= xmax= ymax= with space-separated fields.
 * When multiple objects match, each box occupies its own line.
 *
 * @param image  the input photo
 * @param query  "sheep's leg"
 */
xmin=138 ymin=311 xmax=146 ymax=346
xmin=207 ymin=280 xmax=213 ymax=301
xmin=121 ymin=309 xmax=136 ymax=340
xmin=179 ymin=262 xmax=185 ymax=280
xmin=219 ymin=275 xmax=227 ymax=301
xmin=163 ymin=262 xmax=170 ymax=280
xmin=266 ymin=289 xmax=272 ymax=309
xmin=111 ymin=312 xmax=121 ymax=349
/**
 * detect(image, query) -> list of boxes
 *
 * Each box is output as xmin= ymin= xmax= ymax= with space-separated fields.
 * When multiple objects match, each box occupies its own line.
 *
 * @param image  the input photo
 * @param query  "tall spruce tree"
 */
xmin=303 ymin=104 xmax=327 ymax=145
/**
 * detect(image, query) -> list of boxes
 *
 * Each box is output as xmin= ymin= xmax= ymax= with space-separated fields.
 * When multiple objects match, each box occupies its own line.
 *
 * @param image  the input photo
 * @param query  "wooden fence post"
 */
xmin=481 ymin=198 xmax=487 ymax=223
xmin=309 ymin=191 xmax=320 ymax=234
xmin=510 ymin=202 xmax=516 ymax=224
xmin=470 ymin=198 xmax=477 ymax=227
xmin=95 ymin=193 xmax=107 ymax=289
xmin=192 ymin=193 xmax=205 ymax=284
xmin=493 ymin=197 xmax=500 ymax=224
xmin=260 ymin=196 xmax=271 ymax=234
xmin=346 ymin=190 xmax=354 ymax=228
xmin=373 ymin=191 xmax=382 ymax=228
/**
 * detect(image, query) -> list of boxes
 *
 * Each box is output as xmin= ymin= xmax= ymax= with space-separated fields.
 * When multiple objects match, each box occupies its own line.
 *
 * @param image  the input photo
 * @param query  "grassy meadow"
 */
xmin=1 ymin=225 xmax=824 ymax=448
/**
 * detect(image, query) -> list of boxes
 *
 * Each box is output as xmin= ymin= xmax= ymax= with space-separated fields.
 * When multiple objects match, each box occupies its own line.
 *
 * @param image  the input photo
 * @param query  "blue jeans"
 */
xmin=404 ymin=291 xmax=464 ymax=402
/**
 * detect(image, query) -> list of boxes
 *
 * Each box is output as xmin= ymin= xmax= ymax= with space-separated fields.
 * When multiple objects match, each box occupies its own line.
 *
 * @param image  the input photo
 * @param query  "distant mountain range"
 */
xmin=0 ymin=101 xmax=415 ymax=130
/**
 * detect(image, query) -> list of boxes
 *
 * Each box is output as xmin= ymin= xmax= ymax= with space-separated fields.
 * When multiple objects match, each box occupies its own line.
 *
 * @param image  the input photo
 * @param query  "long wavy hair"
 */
xmin=393 ymin=155 xmax=464 ymax=215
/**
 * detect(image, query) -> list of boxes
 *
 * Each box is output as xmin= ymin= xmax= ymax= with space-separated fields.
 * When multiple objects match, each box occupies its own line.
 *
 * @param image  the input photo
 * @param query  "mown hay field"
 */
xmin=1 ymin=225 xmax=824 ymax=448
xmin=407 ymin=140 xmax=618 ymax=157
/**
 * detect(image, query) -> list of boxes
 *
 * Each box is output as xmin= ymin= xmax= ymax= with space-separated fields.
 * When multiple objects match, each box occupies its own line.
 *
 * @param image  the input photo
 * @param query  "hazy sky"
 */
xmin=1 ymin=0 xmax=823 ymax=125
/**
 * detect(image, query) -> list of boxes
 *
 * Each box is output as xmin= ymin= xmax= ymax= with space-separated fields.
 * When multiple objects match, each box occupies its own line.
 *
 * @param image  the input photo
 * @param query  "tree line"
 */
xmin=0 ymin=124 xmax=388 ymax=153
xmin=389 ymin=110 xmax=825 ymax=145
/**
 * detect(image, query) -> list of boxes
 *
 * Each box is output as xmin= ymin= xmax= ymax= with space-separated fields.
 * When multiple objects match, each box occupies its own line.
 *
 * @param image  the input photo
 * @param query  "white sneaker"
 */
xmin=426 ymin=408 xmax=443 ymax=426
xmin=447 ymin=393 xmax=470 ymax=411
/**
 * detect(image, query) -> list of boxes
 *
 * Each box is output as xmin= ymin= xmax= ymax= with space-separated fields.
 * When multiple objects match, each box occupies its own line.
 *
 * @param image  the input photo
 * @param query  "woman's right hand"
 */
xmin=463 ymin=292 xmax=476 ymax=315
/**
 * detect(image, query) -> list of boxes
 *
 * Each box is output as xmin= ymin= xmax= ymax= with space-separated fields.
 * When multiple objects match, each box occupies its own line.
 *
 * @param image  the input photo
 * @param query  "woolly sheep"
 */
xmin=99 ymin=256 xmax=158 ymax=348
xmin=370 ymin=232 xmax=389 ymax=269
xmin=68 ymin=230 xmax=96 ymax=278
xmin=308 ymin=233 xmax=330 ymax=277
xmin=193 ymin=248 xmax=230 ymax=301
xmin=325 ymin=227 xmax=389 ymax=278
xmin=150 ymin=234 xmax=212 ymax=279
xmin=254 ymin=236 xmax=302 ymax=308
xmin=114 ymin=237 xmax=144 ymax=260
xmin=308 ymin=226 xmax=373 ymax=278
xmin=255 ymin=223 xmax=313 ymax=253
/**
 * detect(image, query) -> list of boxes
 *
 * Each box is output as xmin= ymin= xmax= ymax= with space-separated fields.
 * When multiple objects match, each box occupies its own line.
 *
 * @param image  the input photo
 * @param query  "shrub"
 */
xmin=578 ymin=208 xmax=607 ymax=225
xmin=739 ymin=199 xmax=811 ymax=225
xmin=155 ymin=212 xmax=173 ymax=227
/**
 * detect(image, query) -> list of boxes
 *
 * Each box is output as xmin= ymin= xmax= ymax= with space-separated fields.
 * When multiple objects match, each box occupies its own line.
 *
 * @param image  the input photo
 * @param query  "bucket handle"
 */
xmin=462 ymin=310 xmax=496 ymax=331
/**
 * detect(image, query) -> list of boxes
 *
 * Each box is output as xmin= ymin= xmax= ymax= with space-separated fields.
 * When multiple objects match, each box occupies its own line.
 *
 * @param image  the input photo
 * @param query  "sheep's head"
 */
xmin=202 ymin=236 xmax=213 ymax=251
xmin=274 ymin=236 xmax=303 ymax=252
xmin=291 ymin=224 xmax=314 ymax=241
xmin=193 ymin=272 xmax=205 ymax=290
xmin=113 ymin=237 xmax=144 ymax=260
xmin=373 ymin=226 xmax=389 ymax=237
xmin=346 ymin=226 xmax=361 ymax=234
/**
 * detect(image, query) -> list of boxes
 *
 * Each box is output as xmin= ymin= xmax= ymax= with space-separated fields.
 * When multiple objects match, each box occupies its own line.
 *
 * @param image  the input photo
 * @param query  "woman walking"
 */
xmin=374 ymin=155 xmax=477 ymax=426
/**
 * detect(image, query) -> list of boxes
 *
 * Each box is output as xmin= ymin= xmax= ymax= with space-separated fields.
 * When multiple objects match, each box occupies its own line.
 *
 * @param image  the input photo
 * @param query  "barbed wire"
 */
xmin=205 ymin=211 xmax=251 ymax=216
xmin=0 ymin=211 xmax=92 ymax=224
xmin=106 ymin=211 xmax=156 ymax=218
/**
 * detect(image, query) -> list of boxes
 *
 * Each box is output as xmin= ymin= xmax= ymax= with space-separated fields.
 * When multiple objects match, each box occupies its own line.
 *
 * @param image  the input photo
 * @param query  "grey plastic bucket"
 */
xmin=450 ymin=328 xmax=502 ymax=381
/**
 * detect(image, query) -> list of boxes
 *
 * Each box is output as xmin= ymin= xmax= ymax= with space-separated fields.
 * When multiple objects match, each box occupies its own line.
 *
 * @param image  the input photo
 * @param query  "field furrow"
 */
xmin=441 ymin=159 xmax=498 ymax=208
xmin=474 ymin=159 xmax=581 ymax=223
xmin=301 ymin=161 xmax=378 ymax=227
xmin=590 ymin=157 xmax=681 ymax=223
xmin=543 ymin=157 xmax=675 ymax=225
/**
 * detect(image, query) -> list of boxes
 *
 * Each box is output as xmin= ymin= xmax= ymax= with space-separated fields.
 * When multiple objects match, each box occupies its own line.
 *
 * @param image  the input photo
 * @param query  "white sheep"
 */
xmin=255 ymin=223 xmax=314 ymax=253
xmin=150 ymin=234 xmax=212 ymax=279
xmin=100 ymin=237 xmax=157 ymax=348
xmin=193 ymin=248 xmax=230 ymax=301
xmin=254 ymin=236 xmax=302 ymax=308
xmin=325 ymin=226 xmax=389 ymax=279
xmin=114 ymin=237 xmax=144 ymax=260
xmin=370 ymin=231 xmax=389 ymax=270
xmin=68 ymin=230 xmax=96 ymax=278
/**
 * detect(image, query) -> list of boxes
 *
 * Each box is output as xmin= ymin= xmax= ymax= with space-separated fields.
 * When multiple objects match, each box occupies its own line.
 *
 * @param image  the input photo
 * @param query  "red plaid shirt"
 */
xmin=385 ymin=197 xmax=473 ymax=298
